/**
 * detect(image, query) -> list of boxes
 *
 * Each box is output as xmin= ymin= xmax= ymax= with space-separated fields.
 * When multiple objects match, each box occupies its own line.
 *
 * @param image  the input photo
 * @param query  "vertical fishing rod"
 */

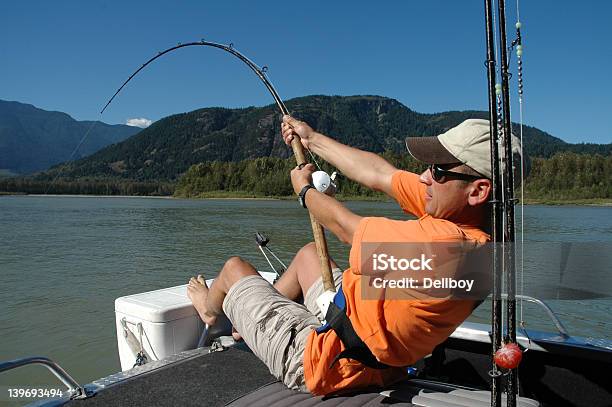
xmin=483 ymin=1 xmax=504 ymax=406
xmin=496 ymin=1 xmax=519 ymax=405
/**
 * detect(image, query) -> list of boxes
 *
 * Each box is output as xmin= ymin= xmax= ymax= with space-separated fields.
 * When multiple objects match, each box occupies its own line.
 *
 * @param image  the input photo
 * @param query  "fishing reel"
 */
xmin=312 ymin=171 xmax=338 ymax=197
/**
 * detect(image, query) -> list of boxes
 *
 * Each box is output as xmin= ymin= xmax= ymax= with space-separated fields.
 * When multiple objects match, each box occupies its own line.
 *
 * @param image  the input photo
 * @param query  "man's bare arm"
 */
xmin=312 ymin=135 xmax=397 ymax=196
xmin=291 ymin=164 xmax=361 ymax=244
xmin=282 ymin=116 xmax=398 ymax=197
xmin=305 ymin=188 xmax=362 ymax=244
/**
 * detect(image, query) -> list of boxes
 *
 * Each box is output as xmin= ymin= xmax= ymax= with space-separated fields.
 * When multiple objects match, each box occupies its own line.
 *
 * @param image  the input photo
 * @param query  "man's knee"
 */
xmin=222 ymin=256 xmax=257 ymax=284
xmin=296 ymin=242 xmax=337 ymax=271
xmin=224 ymin=256 xmax=248 ymax=270
xmin=296 ymin=242 xmax=318 ymax=263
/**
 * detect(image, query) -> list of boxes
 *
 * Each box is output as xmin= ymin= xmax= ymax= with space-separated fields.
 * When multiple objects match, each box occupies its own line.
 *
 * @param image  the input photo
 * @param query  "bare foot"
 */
xmin=187 ymin=275 xmax=217 ymax=326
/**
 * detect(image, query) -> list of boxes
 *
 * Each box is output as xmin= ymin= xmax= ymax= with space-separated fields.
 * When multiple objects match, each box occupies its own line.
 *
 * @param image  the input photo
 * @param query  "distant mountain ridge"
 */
xmin=0 ymin=100 xmax=141 ymax=174
xmin=36 ymin=95 xmax=612 ymax=181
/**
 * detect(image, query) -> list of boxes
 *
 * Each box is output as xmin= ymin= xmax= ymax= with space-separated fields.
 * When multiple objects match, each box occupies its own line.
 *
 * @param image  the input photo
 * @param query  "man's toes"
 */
xmin=197 ymin=275 xmax=207 ymax=286
xmin=186 ymin=285 xmax=195 ymax=300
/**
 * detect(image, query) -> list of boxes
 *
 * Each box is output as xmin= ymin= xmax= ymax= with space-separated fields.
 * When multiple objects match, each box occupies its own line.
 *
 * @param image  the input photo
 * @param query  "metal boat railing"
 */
xmin=500 ymin=294 xmax=570 ymax=337
xmin=0 ymin=356 xmax=89 ymax=400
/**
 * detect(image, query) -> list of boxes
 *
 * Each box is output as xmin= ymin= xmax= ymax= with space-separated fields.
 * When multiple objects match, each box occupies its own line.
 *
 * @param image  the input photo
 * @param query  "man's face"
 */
xmin=419 ymin=164 xmax=481 ymax=219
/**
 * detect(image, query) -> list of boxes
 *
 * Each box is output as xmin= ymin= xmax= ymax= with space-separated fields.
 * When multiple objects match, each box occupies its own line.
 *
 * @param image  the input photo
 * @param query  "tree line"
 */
xmin=0 ymin=178 xmax=174 ymax=196
xmin=1 ymin=152 xmax=609 ymax=202
xmin=174 ymin=151 xmax=611 ymax=201
xmin=523 ymin=152 xmax=611 ymax=200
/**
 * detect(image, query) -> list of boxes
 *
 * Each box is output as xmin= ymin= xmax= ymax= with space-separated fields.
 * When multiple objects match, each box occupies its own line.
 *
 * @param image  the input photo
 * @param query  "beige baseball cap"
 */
xmin=405 ymin=118 xmax=525 ymax=180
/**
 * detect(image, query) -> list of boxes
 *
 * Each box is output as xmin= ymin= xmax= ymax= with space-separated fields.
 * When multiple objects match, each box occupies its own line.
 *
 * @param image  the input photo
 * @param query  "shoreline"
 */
xmin=2 ymin=192 xmax=611 ymax=206
xmin=11 ymin=193 xmax=175 ymax=199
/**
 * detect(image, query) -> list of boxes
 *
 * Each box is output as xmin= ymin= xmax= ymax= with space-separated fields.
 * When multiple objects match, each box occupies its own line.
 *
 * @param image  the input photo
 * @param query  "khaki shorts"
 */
xmin=222 ymin=269 xmax=343 ymax=391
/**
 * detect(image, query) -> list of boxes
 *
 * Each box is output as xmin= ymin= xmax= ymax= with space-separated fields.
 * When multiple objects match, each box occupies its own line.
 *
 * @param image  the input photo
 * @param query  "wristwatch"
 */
xmin=298 ymin=184 xmax=315 ymax=209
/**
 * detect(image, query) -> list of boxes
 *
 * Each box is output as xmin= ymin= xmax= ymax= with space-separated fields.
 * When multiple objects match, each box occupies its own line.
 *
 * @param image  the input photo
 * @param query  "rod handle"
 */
xmin=290 ymin=135 xmax=335 ymax=293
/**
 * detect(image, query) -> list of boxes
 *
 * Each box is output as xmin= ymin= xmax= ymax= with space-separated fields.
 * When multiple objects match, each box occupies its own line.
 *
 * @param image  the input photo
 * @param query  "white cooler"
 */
xmin=114 ymin=272 xmax=277 ymax=371
xmin=114 ymin=284 xmax=209 ymax=371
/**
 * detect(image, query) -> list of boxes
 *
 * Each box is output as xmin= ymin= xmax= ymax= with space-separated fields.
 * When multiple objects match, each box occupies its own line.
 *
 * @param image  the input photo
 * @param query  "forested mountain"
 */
xmin=39 ymin=95 xmax=611 ymax=182
xmin=0 ymin=100 xmax=140 ymax=174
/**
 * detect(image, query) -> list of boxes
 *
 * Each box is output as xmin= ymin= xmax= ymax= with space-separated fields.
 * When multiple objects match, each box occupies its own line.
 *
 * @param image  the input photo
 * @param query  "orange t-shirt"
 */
xmin=303 ymin=170 xmax=490 ymax=395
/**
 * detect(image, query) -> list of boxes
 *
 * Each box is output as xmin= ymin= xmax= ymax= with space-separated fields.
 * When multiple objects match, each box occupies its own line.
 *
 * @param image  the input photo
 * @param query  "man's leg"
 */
xmin=187 ymin=256 xmax=259 ymax=325
xmin=187 ymin=243 xmax=336 ymax=326
xmin=214 ymin=242 xmax=339 ymax=341
xmin=273 ymin=242 xmax=339 ymax=302
xmin=185 ymin=245 xmax=341 ymax=391
xmin=187 ymin=254 xmax=321 ymax=391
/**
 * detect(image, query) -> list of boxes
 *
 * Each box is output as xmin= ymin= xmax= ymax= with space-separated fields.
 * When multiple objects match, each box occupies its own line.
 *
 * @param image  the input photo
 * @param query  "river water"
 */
xmin=0 ymin=195 xmax=610 ymax=394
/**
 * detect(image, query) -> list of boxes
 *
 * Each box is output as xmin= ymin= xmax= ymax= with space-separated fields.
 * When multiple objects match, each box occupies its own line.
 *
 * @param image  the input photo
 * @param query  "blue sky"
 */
xmin=1 ymin=1 xmax=610 ymax=144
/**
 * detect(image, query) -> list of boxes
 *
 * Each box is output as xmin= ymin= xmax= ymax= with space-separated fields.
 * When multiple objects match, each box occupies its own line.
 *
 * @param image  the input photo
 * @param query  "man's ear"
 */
xmin=467 ymin=179 xmax=492 ymax=207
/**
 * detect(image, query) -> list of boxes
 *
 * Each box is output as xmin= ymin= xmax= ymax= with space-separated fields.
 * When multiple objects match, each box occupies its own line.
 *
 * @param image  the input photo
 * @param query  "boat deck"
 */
xmin=66 ymin=346 xmax=276 ymax=407
xmin=63 ymin=345 xmax=425 ymax=406
xmin=61 ymin=345 xmax=539 ymax=407
xmin=32 ymin=321 xmax=612 ymax=407
xmin=60 ymin=344 xmax=451 ymax=406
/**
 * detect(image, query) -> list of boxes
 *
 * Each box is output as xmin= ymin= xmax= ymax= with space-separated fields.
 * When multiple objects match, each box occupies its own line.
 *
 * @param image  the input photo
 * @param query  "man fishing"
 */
xmin=187 ymin=115 xmax=522 ymax=395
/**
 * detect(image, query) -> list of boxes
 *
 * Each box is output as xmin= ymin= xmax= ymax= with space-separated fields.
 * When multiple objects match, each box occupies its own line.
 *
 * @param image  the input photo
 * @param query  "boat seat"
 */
xmin=411 ymin=389 xmax=539 ymax=407
xmin=226 ymin=380 xmax=417 ymax=406
xmin=226 ymin=380 xmax=540 ymax=407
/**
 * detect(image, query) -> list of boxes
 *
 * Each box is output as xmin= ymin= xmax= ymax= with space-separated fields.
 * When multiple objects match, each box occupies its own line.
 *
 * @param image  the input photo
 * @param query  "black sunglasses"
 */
xmin=429 ymin=164 xmax=482 ymax=183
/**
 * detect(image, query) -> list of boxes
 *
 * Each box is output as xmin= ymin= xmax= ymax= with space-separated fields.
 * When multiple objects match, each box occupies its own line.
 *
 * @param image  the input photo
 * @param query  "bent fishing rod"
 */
xmin=102 ymin=40 xmax=334 ymax=292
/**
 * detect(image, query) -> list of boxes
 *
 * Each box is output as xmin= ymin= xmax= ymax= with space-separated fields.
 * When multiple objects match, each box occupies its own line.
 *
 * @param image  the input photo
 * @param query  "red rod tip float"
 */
xmin=494 ymin=342 xmax=523 ymax=370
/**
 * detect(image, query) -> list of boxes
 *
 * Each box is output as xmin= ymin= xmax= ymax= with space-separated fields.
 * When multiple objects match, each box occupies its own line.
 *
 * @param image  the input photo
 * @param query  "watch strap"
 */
xmin=298 ymin=184 xmax=315 ymax=208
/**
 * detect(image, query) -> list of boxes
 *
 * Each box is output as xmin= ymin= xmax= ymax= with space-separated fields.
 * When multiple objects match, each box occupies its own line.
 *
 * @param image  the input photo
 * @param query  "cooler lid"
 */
xmin=114 ymin=272 xmax=276 ymax=323
xmin=115 ymin=284 xmax=199 ymax=323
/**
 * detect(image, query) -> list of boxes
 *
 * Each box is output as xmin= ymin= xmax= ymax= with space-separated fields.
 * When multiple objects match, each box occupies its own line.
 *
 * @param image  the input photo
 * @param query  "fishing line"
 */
xmin=44 ymin=118 xmax=101 ymax=194
xmin=306 ymin=148 xmax=323 ymax=171
xmin=505 ymin=5 xmax=527 ymax=337
xmin=512 ymin=5 xmax=529 ymax=397
xmin=513 ymin=16 xmax=528 ymax=339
